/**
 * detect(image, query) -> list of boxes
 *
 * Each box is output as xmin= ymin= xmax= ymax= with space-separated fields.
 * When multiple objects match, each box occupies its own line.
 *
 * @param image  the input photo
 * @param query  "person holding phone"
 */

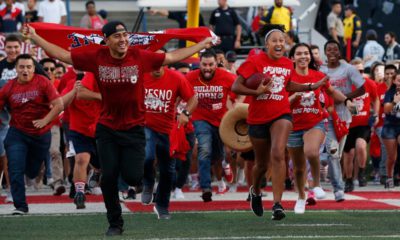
xmin=382 ymin=70 xmax=400 ymax=189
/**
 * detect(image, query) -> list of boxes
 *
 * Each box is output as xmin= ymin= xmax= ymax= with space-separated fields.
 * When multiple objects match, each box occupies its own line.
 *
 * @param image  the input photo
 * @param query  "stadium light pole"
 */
xmin=65 ymin=0 xmax=71 ymax=26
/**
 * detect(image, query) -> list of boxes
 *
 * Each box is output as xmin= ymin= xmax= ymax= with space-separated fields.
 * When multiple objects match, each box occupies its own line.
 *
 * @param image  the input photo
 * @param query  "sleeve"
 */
xmin=354 ymin=16 xmax=362 ymax=33
xmin=368 ymin=80 xmax=378 ymax=101
xmin=17 ymin=11 xmax=24 ymax=24
xmin=209 ymin=9 xmax=216 ymax=25
xmin=60 ymin=1 xmax=67 ymax=16
xmin=236 ymin=59 xmax=258 ymax=79
xmin=139 ymin=50 xmax=166 ymax=73
xmin=71 ymin=46 xmax=99 ymax=72
xmin=81 ymin=72 xmax=99 ymax=93
xmin=0 ymin=80 xmax=12 ymax=109
xmin=327 ymin=15 xmax=335 ymax=29
xmin=43 ymin=77 xmax=60 ymax=102
xmin=348 ymin=64 xmax=365 ymax=88
xmin=177 ymin=73 xmax=195 ymax=102
xmin=61 ymin=79 xmax=74 ymax=96
xmin=231 ymin=9 xmax=240 ymax=26
xmin=167 ymin=11 xmax=180 ymax=21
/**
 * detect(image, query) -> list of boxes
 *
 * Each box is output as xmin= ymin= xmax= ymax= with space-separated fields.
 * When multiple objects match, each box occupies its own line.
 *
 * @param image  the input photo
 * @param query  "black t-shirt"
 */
xmin=168 ymin=11 xmax=205 ymax=28
xmin=209 ymin=7 xmax=239 ymax=36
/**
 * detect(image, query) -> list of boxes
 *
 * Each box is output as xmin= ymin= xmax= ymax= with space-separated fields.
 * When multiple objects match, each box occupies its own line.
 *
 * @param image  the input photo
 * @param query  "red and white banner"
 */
xmin=29 ymin=22 xmax=216 ymax=51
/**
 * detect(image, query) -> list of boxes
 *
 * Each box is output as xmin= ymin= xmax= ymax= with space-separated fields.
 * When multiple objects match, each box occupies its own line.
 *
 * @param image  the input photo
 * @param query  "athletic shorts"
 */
xmin=343 ymin=125 xmax=371 ymax=153
xmin=248 ymin=114 xmax=292 ymax=139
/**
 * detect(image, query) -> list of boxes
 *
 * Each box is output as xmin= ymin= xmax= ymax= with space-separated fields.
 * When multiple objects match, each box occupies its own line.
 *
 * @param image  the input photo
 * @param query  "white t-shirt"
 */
xmin=38 ymin=0 xmax=66 ymax=24
xmin=362 ymin=40 xmax=385 ymax=68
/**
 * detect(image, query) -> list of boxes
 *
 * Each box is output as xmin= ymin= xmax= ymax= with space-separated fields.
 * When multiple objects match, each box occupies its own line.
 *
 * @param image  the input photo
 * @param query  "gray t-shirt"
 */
xmin=320 ymin=61 xmax=365 ymax=123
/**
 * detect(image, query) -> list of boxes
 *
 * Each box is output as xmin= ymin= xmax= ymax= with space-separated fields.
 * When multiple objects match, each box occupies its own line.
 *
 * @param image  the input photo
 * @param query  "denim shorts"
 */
xmin=0 ymin=125 xmax=9 ymax=157
xmin=248 ymin=114 xmax=293 ymax=139
xmin=381 ymin=124 xmax=400 ymax=140
xmin=287 ymin=120 xmax=326 ymax=148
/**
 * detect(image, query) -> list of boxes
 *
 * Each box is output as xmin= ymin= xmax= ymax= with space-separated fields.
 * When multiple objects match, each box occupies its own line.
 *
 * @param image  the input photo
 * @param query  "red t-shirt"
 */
xmin=57 ymin=68 xmax=76 ymax=124
xmin=376 ymin=82 xmax=388 ymax=127
xmin=90 ymin=15 xmax=105 ymax=30
xmin=186 ymin=68 xmax=235 ymax=127
xmin=290 ymin=70 xmax=330 ymax=131
xmin=236 ymin=53 xmax=293 ymax=124
xmin=144 ymin=67 xmax=194 ymax=134
xmin=63 ymin=72 xmax=101 ymax=138
xmin=0 ymin=74 xmax=60 ymax=136
xmin=350 ymin=78 xmax=378 ymax=128
xmin=71 ymin=45 xmax=165 ymax=130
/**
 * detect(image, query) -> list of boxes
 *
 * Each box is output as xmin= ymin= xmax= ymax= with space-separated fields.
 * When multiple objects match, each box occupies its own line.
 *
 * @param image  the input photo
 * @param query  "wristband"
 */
xmin=182 ymin=110 xmax=191 ymax=117
xmin=344 ymin=98 xmax=352 ymax=106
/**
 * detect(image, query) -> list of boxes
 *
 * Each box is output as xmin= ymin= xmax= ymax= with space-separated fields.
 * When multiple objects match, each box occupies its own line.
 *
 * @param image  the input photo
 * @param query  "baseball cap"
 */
xmin=102 ymin=21 xmax=127 ymax=38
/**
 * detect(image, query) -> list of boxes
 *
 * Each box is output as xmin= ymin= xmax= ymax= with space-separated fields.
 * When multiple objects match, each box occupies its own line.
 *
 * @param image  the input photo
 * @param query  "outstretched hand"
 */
xmin=21 ymin=24 xmax=36 ymax=40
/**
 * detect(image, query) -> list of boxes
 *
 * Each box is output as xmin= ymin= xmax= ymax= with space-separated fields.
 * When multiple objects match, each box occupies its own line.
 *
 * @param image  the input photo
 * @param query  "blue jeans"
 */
xmin=322 ymin=120 xmax=345 ymax=192
xmin=4 ymin=127 xmax=51 ymax=210
xmin=376 ymin=127 xmax=388 ymax=176
xmin=174 ymin=132 xmax=195 ymax=189
xmin=143 ymin=127 xmax=175 ymax=208
xmin=193 ymin=120 xmax=225 ymax=190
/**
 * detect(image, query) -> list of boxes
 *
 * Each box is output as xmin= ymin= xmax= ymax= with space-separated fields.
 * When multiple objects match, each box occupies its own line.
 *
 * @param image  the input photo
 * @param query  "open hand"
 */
xmin=32 ymin=118 xmax=48 ymax=129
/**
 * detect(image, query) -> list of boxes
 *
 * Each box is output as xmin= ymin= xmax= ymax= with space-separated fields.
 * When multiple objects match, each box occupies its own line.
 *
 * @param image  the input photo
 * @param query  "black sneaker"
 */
xmin=126 ymin=188 xmax=136 ymax=200
xmin=201 ymin=190 xmax=212 ymax=202
xmin=380 ymin=175 xmax=387 ymax=185
xmin=358 ymin=168 xmax=367 ymax=187
xmin=88 ymin=170 xmax=101 ymax=188
xmin=74 ymin=192 xmax=86 ymax=209
xmin=344 ymin=179 xmax=354 ymax=193
xmin=271 ymin=202 xmax=285 ymax=221
xmin=69 ymin=184 xmax=76 ymax=199
xmin=153 ymin=204 xmax=171 ymax=220
xmin=105 ymin=227 xmax=123 ymax=236
xmin=12 ymin=208 xmax=28 ymax=215
xmin=249 ymin=186 xmax=263 ymax=217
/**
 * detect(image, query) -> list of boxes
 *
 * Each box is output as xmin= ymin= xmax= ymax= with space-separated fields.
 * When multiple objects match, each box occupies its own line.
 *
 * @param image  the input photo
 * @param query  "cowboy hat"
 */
xmin=219 ymin=103 xmax=252 ymax=152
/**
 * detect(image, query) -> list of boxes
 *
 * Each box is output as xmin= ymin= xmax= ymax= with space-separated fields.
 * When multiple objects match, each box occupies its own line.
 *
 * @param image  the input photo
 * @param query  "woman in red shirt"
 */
xmin=232 ymin=25 xmax=327 ymax=220
xmin=287 ymin=43 xmax=350 ymax=214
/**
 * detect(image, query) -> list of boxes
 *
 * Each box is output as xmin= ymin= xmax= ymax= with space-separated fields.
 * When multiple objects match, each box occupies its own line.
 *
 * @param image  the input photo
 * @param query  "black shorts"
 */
xmin=343 ymin=125 xmax=371 ymax=153
xmin=248 ymin=114 xmax=292 ymax=139
xmin=240 ymin=150 xmax=255 ymax=161
xmin=69 ymin=130 xmax=100 ymax=169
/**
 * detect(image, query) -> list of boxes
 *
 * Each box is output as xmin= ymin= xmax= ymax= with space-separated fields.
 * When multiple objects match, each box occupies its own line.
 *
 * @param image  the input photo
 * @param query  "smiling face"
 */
xmin=200 ymin=56 xmax=217 ymax=80
xmin=5 ymin=41 xmax=21 ymax=63
xmin=105 ymin=25 xmax=129 ymax=58
xmin=265 ymin=31 xmax=285 ymax=60
xmin=293 ymin=46 xmax=311 ymax=70
xmin=16 ymin=58 xmax=35 ymax=84
xmin=325 ymin=42 xmax=341 ymax=65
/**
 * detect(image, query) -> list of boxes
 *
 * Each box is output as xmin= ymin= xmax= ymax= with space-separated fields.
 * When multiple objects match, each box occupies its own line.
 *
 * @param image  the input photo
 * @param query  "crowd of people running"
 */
xmin=0 ymin=0 xmax=399 ymax=237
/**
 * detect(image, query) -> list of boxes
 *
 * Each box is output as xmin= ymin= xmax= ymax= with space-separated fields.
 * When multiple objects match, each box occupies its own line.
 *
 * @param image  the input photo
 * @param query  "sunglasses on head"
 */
xmin=44 ymin=67 xmax=55 ymax=72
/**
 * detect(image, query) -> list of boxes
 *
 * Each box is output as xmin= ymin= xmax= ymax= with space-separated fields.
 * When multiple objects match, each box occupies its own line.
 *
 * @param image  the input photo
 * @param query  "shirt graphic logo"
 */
xmin=300 ymin=91 xmax=316 ymax=107
xmin=270 ymin=75 xmax=285 ymax=93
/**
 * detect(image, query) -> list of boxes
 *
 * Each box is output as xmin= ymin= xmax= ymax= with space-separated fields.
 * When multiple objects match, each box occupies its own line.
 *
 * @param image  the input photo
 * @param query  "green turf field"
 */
xmin=1 ymin=211 xmax=399 ymax=240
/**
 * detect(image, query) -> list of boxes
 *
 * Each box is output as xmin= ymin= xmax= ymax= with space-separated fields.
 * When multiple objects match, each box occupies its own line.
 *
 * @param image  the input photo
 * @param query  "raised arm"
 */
xmin=23 ymin=25 xmax=73 ymax=65
xmin=163 ymin=37 xmax=213 ymax=66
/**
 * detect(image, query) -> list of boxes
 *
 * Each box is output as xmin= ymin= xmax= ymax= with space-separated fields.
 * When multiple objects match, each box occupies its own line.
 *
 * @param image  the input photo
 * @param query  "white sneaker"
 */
xmin=91 ymin=187 xmax=102 ymax=195
xmin=118 ymin=191 xmax=125 ymax=202
xmin=313 ymin=186 xmax=326 ymax=199
xmin=334 ymin=190 xmax=345 ymax=202
xmin=217 ymin=180 xmax=227 ymax=194
xmin=228 ymin=184 xmax=237 ymax=193
xmin=173 ymin=188 xmax=185 ymax=199
xmin=47 ymin=177 xmax=55 ymax=186
xmin=294 ymin=199 xmax=306 ymax=214
xmin=5 ymin=191 xmax=13 ymax=203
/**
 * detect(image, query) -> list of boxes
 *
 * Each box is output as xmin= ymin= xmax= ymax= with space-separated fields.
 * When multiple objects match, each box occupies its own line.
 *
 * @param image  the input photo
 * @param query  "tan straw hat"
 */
xmin=219 ymin=103 xmax=252 ymax=152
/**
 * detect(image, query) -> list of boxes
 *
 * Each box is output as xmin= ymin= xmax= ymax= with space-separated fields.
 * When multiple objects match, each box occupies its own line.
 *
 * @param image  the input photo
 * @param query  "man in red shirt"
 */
xmin=61 ymin=72 xmax=102 ymax=209
xmin=186 ymin=49 xmax=236 ymax=202
xmin=141 ymin=51 xmax=197 ymax=219
xmin=24 ymin=21 xmax=212 ymax=236
xmin=0 ymin=54 xmax=63 ymax=215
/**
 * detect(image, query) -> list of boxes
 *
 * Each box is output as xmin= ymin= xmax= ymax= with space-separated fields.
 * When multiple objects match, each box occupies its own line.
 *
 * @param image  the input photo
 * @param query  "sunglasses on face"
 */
xmin=44 ymin=67 xmax=55 ymax=72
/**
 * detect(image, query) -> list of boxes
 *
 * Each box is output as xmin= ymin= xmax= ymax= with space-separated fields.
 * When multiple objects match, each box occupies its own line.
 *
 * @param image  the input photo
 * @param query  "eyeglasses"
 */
xmin=44 ymin=67 xmax=55 ymax=72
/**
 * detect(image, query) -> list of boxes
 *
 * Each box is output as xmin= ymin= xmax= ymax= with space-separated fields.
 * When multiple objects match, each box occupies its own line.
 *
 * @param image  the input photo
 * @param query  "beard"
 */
xmin=200 ymin=69 xmax=215 ymax=81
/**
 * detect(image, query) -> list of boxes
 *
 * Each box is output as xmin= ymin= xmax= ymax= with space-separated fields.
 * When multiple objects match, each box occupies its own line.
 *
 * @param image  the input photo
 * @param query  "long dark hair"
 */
xmin=289 ymin=43 xmax=318 ymax=71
